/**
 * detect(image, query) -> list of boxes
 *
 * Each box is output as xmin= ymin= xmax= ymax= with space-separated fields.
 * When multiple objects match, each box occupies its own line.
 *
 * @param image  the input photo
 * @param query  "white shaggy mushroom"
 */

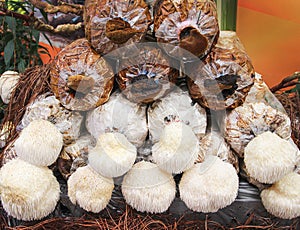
xmin=244 ymin=131 xmax=297 ymax=184
xmin=67 ymin=165 xmax=114 ymax=213
xmin=14 ymin=119 xmax=63 ymax=166
xmin=88 ymin=132 xmax=137 ymax=178
xmin=0 ymin=71 xmax=20 ymax=104
xmin=261 ymin=172 xmax=300 ymax=219
xmin=0 ymin=158 xmax=60 ymax=221
xmin=152 ymin=121 xmax=200 ymax=174
xmin=179 ymin=155 xmax=239 ymax=213
xmin=122 ymin=161 xmax=176 ymax=213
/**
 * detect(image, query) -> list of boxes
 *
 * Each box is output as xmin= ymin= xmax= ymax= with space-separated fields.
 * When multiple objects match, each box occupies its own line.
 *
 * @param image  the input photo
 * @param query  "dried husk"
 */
xmin=154 ymin=0 xmax=219 ymax=59
xmin=187 ymin=31 xmax=255 ymax=110
xmin=84 ymin=0 xmax=151 ymax=55
xmin=50 ymin=38 xmax=114 ymax=111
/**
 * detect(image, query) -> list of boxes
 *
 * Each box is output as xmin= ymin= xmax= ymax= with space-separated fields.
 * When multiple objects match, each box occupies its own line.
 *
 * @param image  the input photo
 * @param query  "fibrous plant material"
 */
xmin=86 ymin=91 xmax=148 ymax=148
xmin=0 ymin=158 xmax=60 ymax=221
xmin=148 ymin=89 xmax=206 ymax=144
xmin=18 ymin=93 xmax=83 ymax=145
xmin=117 ymin=44 xmax=178 ymax=104
xmin=67 ymin=165 xmax=114 ymax=213
xmin=122 ymin=161 xmax=176 ymax=213
xmin=152 ymin=121 xmax=199 ymax=174
xmin=84 ymin=0 xmax=151 ymax=55
xmin=187 ymin=31 xmax=255 ymax=110
xmin=224 ymin=102 xmax=291 ymax=157
xmin=244 ymin=131 xmax=298 ymax=184
xmin=179 ymin=155 xmax=239 ymax=213
xmin=88 ymin=132 xmax=137 ymax=178
xmin=154 ymin=0 xmax=219 ymax=59
xmin=261 ymin=172 xmax=300 ymax=219
xmin=14 ymin=119 xmax=63 ymax=167
xmin=50 ymin=38 xmax=114 ymax=111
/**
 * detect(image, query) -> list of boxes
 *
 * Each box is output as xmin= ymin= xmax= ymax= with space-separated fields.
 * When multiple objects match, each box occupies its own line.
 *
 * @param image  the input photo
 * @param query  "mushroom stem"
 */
xmin=67 ymin=75 xmax=95 ymax=94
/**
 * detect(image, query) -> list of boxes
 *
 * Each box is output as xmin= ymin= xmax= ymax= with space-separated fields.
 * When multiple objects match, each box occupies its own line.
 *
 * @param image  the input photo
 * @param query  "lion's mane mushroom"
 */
xmin=50 ymin=38 xmax=114 ymax=111
xmin=244 ymin=131 xmax=297 ymax=184
xmin=224 ymin=102 xmax=291 ymax=157
xmin=152 ymin=120 xmax=200 ymax=174
xmin=148 ymin=89 xmax=206 ymax=144
xmin=0 ymin=158 xmax=60 ymax=221
xmin=261 ymin=172 xmax=300 ymax=219
xmin=179 ymin=155 xmax=239 ymax=213
xmin=122 ymin=161 xmax=176 ymax=213
xmin=67 ymin=165 xmax=114 ymax=213
xmin=86 ymin=92 xmax=148 ymax=147
xmin=0 ymin=70 xmax=20 ymax=104
xmin=88 ymin=132 xmax=137 ymax=178
xmin=14 ymin=119 xmax=63 ymax=167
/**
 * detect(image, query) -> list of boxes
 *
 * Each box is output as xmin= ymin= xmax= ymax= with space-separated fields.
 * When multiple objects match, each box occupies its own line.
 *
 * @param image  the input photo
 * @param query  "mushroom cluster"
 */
xmin=0 ymin=0 xmax=300 ymax=222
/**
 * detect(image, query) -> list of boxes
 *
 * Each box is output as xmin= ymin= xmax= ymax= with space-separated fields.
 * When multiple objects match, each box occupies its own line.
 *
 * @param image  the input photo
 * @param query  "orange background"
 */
xmin=40 ymin=1 xmax=300 ymax=88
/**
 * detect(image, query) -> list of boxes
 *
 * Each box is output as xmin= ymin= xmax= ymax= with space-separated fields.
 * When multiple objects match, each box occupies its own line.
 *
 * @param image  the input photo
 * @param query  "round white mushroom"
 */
xmin=0 ymin=70 xmax=20 ymax=104
xmin=122 ymin=161 xmax=176 ymax=213
xmin=67 ymin=165 xmax=114 ymax=213
xmin=0 ymin=158 xmax=60 ymax=221
xmin=261 ymin=172 xmax=300 ymax=219
xmin=14 ymin=119 xmax=63 ymax=166
xmin=88 ymin=132 xmax=137 ymax=178
xmin=86 ymin=91 xmax=148 ymax=147
xmin=179 ymin=155 xmax=239 ymax=213
xmin=18 ymin=93 xmax=83 ymax=144
xmin=148 ymin=89 xmax=206 ymax=144
xmin=244 ymin=131 xmax=297 ymax=184
xmin=152 ymin=121 xmax=200 ymax=174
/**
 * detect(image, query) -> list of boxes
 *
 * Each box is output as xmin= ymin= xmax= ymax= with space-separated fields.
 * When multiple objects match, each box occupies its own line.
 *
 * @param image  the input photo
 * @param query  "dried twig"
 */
xmin=28 ymin=0 xmax=83 ymax=15
xmin=270 ymin=72 xmax=300 ymax=93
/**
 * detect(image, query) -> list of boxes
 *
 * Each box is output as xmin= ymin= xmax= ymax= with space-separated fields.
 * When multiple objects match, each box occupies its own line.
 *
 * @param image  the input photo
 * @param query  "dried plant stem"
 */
xmin=28 ymin=0 xmax=83 ymax=15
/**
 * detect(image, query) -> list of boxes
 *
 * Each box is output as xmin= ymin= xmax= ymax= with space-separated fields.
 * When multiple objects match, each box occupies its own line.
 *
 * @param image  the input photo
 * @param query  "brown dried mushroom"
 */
xmin=50 ymin=38 xmax=114 ymax=111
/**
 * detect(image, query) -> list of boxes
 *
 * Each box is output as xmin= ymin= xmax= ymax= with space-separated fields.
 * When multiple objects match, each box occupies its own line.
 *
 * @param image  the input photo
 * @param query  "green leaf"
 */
xmin=32 ymin=29 xmax=40 ymax=43
xmin=4 ymin=39 xmax=14 ymax=66
xmin=5 ymin=16 xmax=16 ymax=32
xmin=17 ymin=58 xmax=26 ymax=73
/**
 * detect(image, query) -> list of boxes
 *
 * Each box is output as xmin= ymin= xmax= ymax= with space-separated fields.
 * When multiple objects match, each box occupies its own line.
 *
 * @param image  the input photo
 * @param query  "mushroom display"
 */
xmin=14 ymin=119 xmax=63 ymax=167
xmin=84 ymin=0 xmax=151 ymax=55
xmin=121 ymin=160 xmax=176 ymax=213
xmin=86 ymin=91 xmax=148 ymax=147
xmin=260 ymin=172 xmax=300 ymax=219
xmin=18 ymin=93 xmax=83 ymax=144
xmin=187 ymin=31 xmax=255 ymax=110
xmin=244 ymin=131 xmax=297 ymax=184
xmin=0 ymin=71 xmax=20 ymax=104
xmin=50 ymin=38 xmax=114 ymax=111
xmin=88 ymin=132 xmax=137 ymax=178
xmin=153 ymin=0 xmax=219 ymax=59
xmin=0 ymin=158 xmax=60 ymax=221
xmin=148 ymin=89 xmax=206 ymax=143
xmin=67 ymin=165 xmax=114 ymax=213
xmin=152 ymin=120 xmax=200 ymax=174
xmin=179 ymin=155 xmax=239 ymax=213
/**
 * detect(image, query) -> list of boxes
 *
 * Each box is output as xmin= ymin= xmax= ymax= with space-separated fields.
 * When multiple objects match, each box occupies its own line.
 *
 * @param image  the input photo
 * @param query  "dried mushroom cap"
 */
xmin=122 ymin=161 xmax=176 ymax=213
xmin=261 ymin=172 xmax=300 ymax=219
xmin=198 ymin=131 xmax=239 ymax=172
xmin=0 ymin=158 xmax=60 ymax=221
xmin=86 ymin=92 xmax=148 ymax=147
xmin=224 ymin=102 xmax=291 ymax=157
xmin=84 ymin=0 xmax=151 ymax=55
xmin=50 ymin=38 xmax=114 ymax=111
xmin=14 ymin=119 xmax=63 ymax=167
xmin=18 ymin=93 xmax=83 ymax=145
xmin=0 ymin=71 xmax=20 ymax=104
xmin=187 ymin=31 xmax=255 ymax=110
xmin=154 ymin=0 xmax=219 ymax=59
xmin=148 ymin=89 xmax=206 ymax=144
xmin=179 ymin=155 xmax=239 ymax=213
xmin=152 ymin=121 xmax=200 ymax=174
xmin=88 ymin=132 xmax=137 ymax=178
xmin=117 ymin=44 xmax=178 ymax=104
xmin=67 ymin=165 xmax=114 ymax=213
xmin=244 ymin=131 xmax=297 ymax=184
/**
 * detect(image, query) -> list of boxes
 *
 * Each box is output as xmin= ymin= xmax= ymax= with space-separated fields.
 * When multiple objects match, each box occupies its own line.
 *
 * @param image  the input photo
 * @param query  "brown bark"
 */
xmin=28 ymin=0 xmax=83 ymax=15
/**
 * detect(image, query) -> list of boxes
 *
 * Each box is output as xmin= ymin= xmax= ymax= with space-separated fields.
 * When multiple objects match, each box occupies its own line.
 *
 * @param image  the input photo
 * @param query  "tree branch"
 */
xmin=28 ymin=0 xmax=83 ymax=15
xmin=270 ymin=72 xmax=300 ymax=93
